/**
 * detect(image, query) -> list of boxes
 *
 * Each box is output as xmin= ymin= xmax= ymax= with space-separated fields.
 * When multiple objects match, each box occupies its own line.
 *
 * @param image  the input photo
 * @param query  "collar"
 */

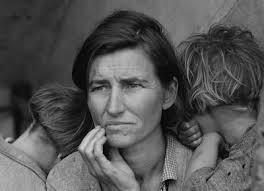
xmin=161 ymin=131 xmax=192 ymax=183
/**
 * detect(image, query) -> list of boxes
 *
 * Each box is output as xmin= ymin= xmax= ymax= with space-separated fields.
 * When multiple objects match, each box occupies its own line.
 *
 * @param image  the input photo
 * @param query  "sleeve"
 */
xmin=250 ymin=136 xmax=264 ymax=191
xmin=46 ymin=152 xmax=101 ymax=191
xmin=183 ymin=126 xmax=258 ymax=191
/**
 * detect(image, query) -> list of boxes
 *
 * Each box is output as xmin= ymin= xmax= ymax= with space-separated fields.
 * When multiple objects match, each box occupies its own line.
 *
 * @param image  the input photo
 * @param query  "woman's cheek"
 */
xmin=128 ymin=91 xmax=163 ymax=120
xmin=88 ymin=96 xmax=105 ymax=126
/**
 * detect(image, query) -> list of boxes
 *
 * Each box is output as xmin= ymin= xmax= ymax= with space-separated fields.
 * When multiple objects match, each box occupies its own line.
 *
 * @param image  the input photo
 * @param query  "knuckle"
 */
xmin=184 ymin=122 xmax=192 ymax=128
xmin=93 ymin=150 xmax=100 ymax=158
xmin=190 ymin=127 xmax=198 ymax=133
xmin=190 ymin=134 xmax=197 ymax=140
xmin=197 ymin=131 xmax=202 ymax=136
xmin=184 ymin=130 xmax=194 ymax=137
xmin=86 ymin=149 xmax=94 ymax=159
xmin=78 ymin=145 xmax=84 ymax=152
xmin=94 ymin=150 xmax=103 ymax=160
xmin=188 ymin=129 xmax=199 ymax=136
xmin=194 ymin=125 xmax=201 ymax=131
xmin=193 ymin=138 xmax=202 ymax=145
xmin=192 ymin=132 xmax=201 ymax=139
xmin=191 ymin=140 xmax=199 ymax=145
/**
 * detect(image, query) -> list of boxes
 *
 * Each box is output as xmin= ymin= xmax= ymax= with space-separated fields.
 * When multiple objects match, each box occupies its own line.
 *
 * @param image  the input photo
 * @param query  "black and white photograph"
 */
xmin=0 ymin=0 xmax=263 ymax=190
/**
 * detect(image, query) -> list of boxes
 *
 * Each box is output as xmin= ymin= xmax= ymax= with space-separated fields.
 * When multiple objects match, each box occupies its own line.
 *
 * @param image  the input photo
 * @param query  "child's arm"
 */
xmin=185 ymin=132 xmax=222 ymax=180
xmin=183 ymin=126 xmax=257 ymax=191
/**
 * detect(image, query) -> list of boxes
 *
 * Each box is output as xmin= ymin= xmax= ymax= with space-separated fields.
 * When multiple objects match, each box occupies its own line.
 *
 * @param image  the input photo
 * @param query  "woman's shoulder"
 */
xmin=46 ymin=151 xmax=100 ymax=191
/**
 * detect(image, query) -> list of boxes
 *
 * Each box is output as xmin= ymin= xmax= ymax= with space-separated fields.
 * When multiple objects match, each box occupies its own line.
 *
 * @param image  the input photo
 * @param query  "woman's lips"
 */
xmin=104 ymin=122 xmax=135 ymax=131
xmin=105 ymin=121 xmax=134 ymax=126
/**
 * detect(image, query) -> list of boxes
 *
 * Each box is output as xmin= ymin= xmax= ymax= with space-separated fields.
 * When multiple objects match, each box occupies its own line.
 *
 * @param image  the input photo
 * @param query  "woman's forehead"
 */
xmin=88 ymin=48 xmax=157 ymax=81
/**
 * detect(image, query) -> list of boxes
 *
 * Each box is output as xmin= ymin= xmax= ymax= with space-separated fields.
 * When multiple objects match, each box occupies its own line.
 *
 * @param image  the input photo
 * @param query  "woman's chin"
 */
xmin=106 ymin=135 xmax=134 ymax=148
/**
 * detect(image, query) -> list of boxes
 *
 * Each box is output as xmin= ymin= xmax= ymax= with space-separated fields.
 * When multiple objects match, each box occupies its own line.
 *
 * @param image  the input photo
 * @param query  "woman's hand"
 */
xmin=78 ymin=126 xmax=140 ymax=191
xmin=178 ymin=120 xmax=203 ymax=149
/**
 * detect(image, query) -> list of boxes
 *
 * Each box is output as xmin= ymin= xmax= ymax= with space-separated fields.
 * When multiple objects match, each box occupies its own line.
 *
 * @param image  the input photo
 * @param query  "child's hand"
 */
xmin=178 ymin=120 xmax=203 ymax=149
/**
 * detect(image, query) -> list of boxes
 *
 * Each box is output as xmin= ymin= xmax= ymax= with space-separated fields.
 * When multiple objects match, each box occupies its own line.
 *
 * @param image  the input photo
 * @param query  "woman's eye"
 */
xmin=125 ymin=83 xmax=143 ymax=89
xmin=90 ymin=85 xmax=107 ymax=92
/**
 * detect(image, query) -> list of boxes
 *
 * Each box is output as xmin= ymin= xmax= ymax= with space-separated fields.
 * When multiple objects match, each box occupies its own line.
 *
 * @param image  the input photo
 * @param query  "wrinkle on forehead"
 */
xmin=94 ymin=63 xmax=151 ymax=79
xmin=88 ymin=48 xmax=157 ymax=83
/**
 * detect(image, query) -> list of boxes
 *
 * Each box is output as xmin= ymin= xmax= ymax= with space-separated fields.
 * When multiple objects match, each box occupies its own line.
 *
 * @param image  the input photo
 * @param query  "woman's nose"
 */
xmin=106 ymin=88 xmax=125 ymax=116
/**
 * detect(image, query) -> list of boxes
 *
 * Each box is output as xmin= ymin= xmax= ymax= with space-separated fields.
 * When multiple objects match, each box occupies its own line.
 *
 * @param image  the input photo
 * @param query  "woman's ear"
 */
xmin=162 ymin=77 xmax=178 ymax=110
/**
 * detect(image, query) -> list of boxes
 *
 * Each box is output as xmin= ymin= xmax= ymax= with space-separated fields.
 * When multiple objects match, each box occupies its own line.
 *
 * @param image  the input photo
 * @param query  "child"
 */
xmin=0 ymin=84 xmax=91 ymax=191
xmin=177 ymin=25 xmax=264 ymax=190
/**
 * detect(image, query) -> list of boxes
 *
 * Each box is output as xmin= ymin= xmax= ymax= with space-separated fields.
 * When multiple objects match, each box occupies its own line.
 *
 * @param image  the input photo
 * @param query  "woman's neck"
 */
xmin=120 ymin=126 xmax=165 ymax=183
xmin=12 ymin=127 xmax=59 ymax=173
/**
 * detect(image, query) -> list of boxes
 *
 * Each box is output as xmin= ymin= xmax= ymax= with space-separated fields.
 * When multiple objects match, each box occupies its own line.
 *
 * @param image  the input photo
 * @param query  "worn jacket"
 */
xmin=46 ymin=131 xmax=192 ymax=191
xmin=0 ymin=136 xmax=47 ymax=191
xmin=183 ymin=126 xmax=258 ymax=191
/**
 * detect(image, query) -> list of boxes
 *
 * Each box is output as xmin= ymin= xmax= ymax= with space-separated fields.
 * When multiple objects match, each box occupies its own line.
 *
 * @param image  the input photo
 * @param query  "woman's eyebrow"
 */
xmin=88 ymin=80 xmax=109 ymax=86
xmin=120 ymin=77 xmax=148 ymax=83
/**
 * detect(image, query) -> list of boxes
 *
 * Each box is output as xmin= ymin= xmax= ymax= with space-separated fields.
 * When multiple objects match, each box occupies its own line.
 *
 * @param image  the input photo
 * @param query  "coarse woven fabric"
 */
xmin=183 ymin=126 xmax=258 ymax=191
xmin=0 ymin=136 xmax=47 ymax=191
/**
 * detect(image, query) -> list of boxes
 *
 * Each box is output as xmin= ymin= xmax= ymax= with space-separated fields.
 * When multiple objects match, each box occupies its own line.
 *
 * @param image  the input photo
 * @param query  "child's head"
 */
xmin=29 ymin=84 xmax=92 ymax=158
xmin=178 ymin=25 xmax=264 ymax=114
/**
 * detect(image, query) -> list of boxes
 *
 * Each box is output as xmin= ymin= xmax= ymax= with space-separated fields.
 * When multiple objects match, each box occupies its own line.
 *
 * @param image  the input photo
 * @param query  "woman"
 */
xmin=0 ymin=84 xmax=90 ymax=191
xmin=47 ymin=10 xmax=192 ymax=191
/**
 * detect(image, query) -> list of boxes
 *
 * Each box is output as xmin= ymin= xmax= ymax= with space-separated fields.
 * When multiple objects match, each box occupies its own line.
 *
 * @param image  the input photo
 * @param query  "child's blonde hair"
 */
xmin=178 ymin=25 xmax=264 ymax=114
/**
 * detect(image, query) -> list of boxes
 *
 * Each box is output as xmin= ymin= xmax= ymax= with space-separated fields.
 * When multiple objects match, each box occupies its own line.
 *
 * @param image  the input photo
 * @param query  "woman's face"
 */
xmin=87 ymin=48 xmax=170 ymax=148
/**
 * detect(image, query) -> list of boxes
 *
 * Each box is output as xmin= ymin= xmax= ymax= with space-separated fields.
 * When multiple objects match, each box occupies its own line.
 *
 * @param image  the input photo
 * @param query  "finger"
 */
xmin=90 ymin=136 xmax=109 ymax=178
xmin=184 ymin=131 xmax=202 ymax=144
xmin=79 ymin=128 xmax=105 ymax=176
xmin=180 ymin=123 xmax=200 ymax=133
xmin=101 ymin=148 xmax=126 ymax=181
xmin=100 ymin=183 xmax=118 ymax=191
xmin=94 ymin=136 xmax=114 ymax=173
xmin=79 ymin=150 xmax=97 ymax=176
xmin=184 ymin=119 xmax=198 ymax=128
xmin=96 ymin=147 xmax=126 ymax=174
xmin=180 ymin=132 xmax=202 ymax=144
xmin=188 ymin=137 xmax=203 ymax=148
xmin=94 ymin=136 xmax=107 ymax=159
xmin=79 ymin=126 xmax=101 ymax=151
xmin=78 ymin=126 xmax=101 ymax=173
xmin=178 ymin=124 xmax=199 ymax=136
xmin=179 ymin=120 xmax=198 ymax=131
xmin=79 ymin=128 xmax=105 ymax=157
xmin=94 ymin=136 xmax=110 ymax=166
xmin=178 ymin=124 xmax=201 ymax=138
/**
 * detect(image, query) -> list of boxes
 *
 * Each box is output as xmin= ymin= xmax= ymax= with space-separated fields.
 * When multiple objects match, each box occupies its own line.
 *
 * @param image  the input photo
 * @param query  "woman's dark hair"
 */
xmin=29 ymin=84 xmax=92 ymax=158
xmin=72 ymin=10 xmax=188 ymax=127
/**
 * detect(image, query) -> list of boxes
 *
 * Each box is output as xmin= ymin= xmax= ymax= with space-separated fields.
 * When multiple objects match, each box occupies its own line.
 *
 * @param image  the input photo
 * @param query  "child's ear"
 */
xmin=162 ymin=77 xmax=178 ymax=110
